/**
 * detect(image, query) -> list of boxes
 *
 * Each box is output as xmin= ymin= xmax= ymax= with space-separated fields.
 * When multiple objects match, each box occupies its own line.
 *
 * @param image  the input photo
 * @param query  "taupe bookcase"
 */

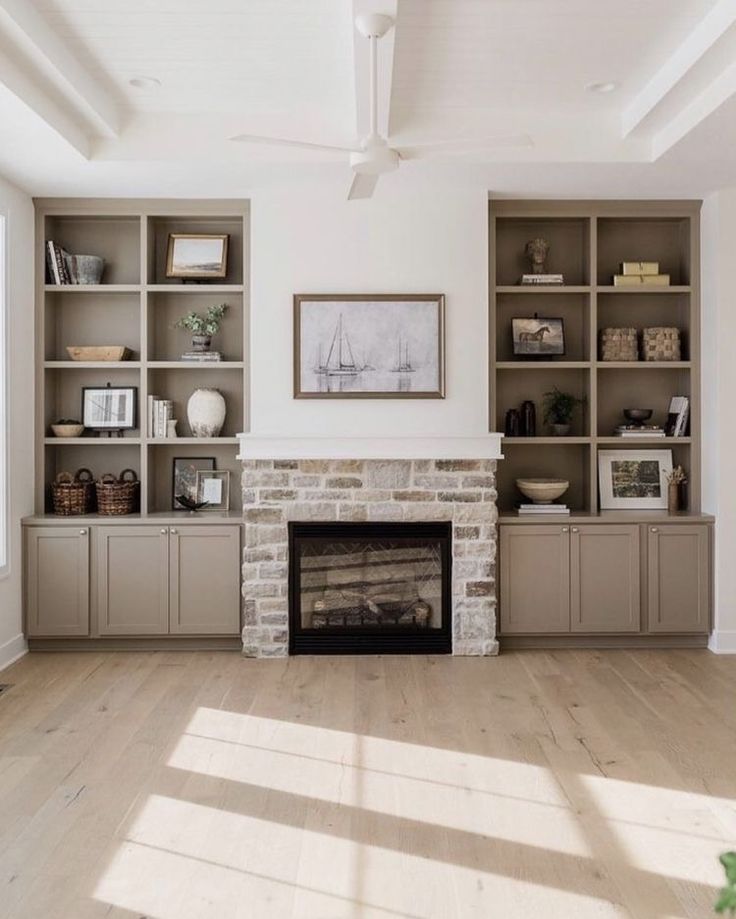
xmin=489 ymin=199 xmax=701 ymax=517
xmin=34 ymin=198 xmax=249 ymax=517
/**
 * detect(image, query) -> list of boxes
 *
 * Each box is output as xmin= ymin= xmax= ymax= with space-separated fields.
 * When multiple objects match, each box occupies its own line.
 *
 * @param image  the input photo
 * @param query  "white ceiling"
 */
xmin=1 ymin=0 xmax=735 ymax=198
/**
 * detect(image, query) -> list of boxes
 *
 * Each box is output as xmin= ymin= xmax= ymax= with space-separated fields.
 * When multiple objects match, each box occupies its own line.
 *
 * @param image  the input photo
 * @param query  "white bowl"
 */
xmin=51 ymin=424 xmax=85 ymax=438
xmin=516 ymin=478 xmax=569 ymax=504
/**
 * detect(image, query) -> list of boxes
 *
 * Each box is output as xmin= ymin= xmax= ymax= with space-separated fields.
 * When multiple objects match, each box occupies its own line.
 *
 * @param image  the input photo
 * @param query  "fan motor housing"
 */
xmin=350 ymin=146 xmax=399 ymax=175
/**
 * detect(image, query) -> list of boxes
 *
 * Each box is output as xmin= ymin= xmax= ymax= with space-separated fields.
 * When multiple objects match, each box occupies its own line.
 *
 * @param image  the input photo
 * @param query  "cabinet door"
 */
xmin=96 ymin=526 xmax=169 ymax=635
xmin=169 ymin=525 xmax=241 ymax=635
xmin=570 ymin=525 xmax=640 ymax=633
xmin=500 ymin=525 xmax=570 ymax=634
xmin=26 ymin=527 xmax=89 ymax=636
xmin=647 ymin=525 xmax=710 ymax=633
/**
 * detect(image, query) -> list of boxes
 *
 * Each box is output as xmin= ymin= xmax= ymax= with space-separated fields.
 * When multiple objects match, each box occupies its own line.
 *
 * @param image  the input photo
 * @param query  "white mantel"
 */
xmin=236 ymin=434 xmax=504 ymax=461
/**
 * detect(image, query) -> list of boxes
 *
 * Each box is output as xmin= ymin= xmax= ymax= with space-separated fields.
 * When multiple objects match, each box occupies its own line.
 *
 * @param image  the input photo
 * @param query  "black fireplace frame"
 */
xmin=288 ymin=521 xmax=452 ymax=655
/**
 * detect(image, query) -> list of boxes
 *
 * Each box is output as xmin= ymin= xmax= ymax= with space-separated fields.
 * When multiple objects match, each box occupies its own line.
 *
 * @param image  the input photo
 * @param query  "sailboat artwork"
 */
xmin=295 ymin=295 xmax=445 ymax=399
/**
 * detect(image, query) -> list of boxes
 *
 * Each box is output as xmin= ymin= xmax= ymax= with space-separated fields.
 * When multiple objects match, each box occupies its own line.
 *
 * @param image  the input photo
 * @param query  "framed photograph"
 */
xmin=172 ymin=457 xmax=215 ymax=508
xmin=512 ymin=317 xmax=565 ymax=357
xmin=196 ymin=470 xmax=230 ymax=511
xmin=166 ymin=234 xmax=229 ymax=279
xmin=82 ymin=386 xmax=137 ymax=430
xmin=294 ymin=294 xmax=445 ymax=399
xmin=598 ymin=449 xmax=673 ymax=510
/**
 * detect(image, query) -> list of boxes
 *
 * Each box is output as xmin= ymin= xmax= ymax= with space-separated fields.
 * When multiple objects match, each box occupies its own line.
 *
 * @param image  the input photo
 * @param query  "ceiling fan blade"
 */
xmin=347 ymin=172 xmax=380 ymax=200
xmin=395 ymin=135 xmax=534 ymax=159
xmin=230 ymin=133 xmax=357 ymax=154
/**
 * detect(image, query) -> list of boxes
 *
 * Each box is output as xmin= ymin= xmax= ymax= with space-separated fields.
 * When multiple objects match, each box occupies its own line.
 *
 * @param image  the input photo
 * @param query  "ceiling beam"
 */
xmin=0 ymin=46 xmax=89 ymax=156
xmin=352 ymin=0 xmax=398 ymax=139
xmin=622 ymin=0 xmax=736 ymax=138
xmin=0 ymin=0 xmax=119 ymax=138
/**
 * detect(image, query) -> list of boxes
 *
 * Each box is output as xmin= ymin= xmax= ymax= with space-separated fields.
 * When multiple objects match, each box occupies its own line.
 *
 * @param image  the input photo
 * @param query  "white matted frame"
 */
xmin=196 ymin=469 xmax=230 ymax=511
xmin=598 ymin=449 xmax=673 ymax=510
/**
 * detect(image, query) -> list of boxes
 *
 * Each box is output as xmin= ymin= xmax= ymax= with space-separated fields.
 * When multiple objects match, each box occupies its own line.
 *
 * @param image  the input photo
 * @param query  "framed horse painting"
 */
xmin=512 ymin=317 xmax=565 ymax=357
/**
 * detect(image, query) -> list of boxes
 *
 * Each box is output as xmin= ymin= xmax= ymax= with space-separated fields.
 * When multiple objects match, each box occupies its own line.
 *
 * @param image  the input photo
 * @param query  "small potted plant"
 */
xmin=542 ymin=386 xmax=583 ymax=436
xmin=173 ymin=303 xmax=228 ymax=353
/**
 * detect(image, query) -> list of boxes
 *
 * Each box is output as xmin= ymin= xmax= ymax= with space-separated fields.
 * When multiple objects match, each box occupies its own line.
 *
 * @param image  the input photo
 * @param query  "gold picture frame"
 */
xmin=293 ymin=294 xmax=446 ymax=399
xmin=166 ymin=234 xmax=229 ymax=279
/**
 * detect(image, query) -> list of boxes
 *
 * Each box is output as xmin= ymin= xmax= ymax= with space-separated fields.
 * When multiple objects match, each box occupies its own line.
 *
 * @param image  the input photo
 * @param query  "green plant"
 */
xmin=716 ymin=852 xmax=736 ymax=914
xmin=174 ymin=303 xmax=228 ymax=336
xmin=542 ymin=386 xmax=583 ymax=425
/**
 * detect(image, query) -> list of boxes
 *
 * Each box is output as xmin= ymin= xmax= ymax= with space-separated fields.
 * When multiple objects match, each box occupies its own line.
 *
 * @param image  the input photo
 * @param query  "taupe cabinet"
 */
xmin=500 ymin=521 xmax=710 ymax=638
xmin=25 ymin=522 xmax=241 ymax=639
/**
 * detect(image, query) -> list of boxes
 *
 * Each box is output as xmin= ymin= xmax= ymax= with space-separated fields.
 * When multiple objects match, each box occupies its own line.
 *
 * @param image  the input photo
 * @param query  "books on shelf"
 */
xmin=614 ymin=425 xmax=666 ymax=438
xmin=147 ymin=395 xmax=175 ymax=438
xmin=517 ymin=504 xmax=570 ymax=515
xmin=613 ymin=273 xmax=670 ymax=287
xmin=520 ymin=273 xmax=564 ymax=285
xmin=180 ymin=351 xmax=222 ymax=362
xmin=664 ymin=396 xmax=690 ymax=437
xmin=621 ymin=261 xmax=659 ymax=276
xmin=45 ymin=240 xmax=71 ymax=285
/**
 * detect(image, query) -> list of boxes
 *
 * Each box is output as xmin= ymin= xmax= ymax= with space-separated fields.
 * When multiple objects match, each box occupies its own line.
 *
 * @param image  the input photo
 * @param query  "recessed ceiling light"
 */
xmin=129 ymin=76 xmax=161 ymax=89
xmin=586 ymin=81 xmax=618 ymax=94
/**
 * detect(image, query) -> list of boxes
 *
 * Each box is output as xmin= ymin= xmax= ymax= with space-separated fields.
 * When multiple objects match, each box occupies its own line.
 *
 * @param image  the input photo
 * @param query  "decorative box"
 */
xmin=642 ymin=327 xmax=681 ymax=362
xmin=600 ymin=327 xmax=638 ymax=362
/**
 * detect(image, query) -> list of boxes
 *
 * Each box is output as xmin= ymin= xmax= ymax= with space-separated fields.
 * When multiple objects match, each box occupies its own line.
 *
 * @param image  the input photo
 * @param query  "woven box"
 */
xmin=600 ymin=327 xmax=638 ymax=362
xmin=642 ymin=327 xmax=681 ymax=362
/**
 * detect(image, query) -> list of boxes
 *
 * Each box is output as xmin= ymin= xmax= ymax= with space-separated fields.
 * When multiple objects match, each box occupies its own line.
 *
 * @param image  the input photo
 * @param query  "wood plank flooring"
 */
xmin=0 ymin=649 xmax=734 ymax=918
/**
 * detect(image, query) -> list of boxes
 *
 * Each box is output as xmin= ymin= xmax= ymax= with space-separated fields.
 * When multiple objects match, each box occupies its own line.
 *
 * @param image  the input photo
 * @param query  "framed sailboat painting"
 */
xmin=293 ymin=294 xmax=446 ymax=399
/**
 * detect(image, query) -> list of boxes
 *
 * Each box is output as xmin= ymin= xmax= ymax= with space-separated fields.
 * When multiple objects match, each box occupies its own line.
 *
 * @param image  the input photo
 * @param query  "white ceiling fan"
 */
xmin=231 ymin=13 xmax=532 ymax=200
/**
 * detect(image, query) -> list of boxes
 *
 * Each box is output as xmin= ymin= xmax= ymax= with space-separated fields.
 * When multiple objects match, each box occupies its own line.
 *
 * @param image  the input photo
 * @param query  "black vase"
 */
xmin=504 ymin=409 xmax=521 ymax=437
xmin=520 ymin=400 xmax=536 ymax=438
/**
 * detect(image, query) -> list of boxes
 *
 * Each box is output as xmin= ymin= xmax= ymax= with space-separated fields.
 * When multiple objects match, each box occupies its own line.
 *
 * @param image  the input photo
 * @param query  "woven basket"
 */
xmin=96 ymin=469 xmax=139 ymax=516
xmin=51 ymin=468 xmax=95 ymax=516
xmin=642 ymin=327 xmax=681 ymax=361
xmin=600 ymin=327 xmax=638 ymax=362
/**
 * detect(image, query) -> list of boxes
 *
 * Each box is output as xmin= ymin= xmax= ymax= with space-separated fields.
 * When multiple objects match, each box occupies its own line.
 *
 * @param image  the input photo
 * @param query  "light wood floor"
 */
xmin=0 ymin=650 xmax=734 ymax=918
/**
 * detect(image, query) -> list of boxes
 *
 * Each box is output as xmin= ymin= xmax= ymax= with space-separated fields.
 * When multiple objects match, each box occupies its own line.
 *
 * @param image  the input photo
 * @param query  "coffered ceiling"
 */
xmin=0 ymin=0 xmax=735 ymax=197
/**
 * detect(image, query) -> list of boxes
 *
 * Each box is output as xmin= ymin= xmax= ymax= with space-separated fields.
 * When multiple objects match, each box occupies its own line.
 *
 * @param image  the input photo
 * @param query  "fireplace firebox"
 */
xmin=288 ymin=521 xmax=452 ymax=654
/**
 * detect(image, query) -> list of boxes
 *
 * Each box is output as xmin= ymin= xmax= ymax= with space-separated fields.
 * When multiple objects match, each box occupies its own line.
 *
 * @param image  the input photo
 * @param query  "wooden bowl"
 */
xmin=51 ymin=424 xmax=85 ymax=438
xmin=66 ymin=346 xmax=131 ymax=362
xmin=516 ymin=478 xmax=569 ymax=504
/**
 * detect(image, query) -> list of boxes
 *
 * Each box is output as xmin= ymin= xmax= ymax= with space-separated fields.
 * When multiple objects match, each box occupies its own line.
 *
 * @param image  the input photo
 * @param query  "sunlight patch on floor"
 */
xmin=93 ymin=794 xmax=628 ymax=919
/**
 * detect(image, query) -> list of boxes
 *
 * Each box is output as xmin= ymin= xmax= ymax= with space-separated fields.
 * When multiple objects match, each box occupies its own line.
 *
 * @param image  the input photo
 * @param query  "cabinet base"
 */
xmin=28 ymin=637 xmax=242 ymax=652
xmin=499 ymin=634 xmax=709 ymax=650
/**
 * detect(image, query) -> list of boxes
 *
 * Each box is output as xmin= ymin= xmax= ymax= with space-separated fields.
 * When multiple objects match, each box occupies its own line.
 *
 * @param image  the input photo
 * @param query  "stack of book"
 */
xmin=615 ymin=425 xmax=666 ymax=438
xmin=613 ymin=261 xmax=670 ymax=287
xmin=520 ymin=273 xmax=564 ymax=286
xmin=147 ymin=395 xmax=174 ymax=438
xmin=45 ymin=241 xmax=72 ymax=285
xmin=181 ymin=351 xmax=222 ymax=362
xmin=517 ymin=503 xmax=570 ymax=516
xmin=664 ymin=396 xmax=690 ymax=437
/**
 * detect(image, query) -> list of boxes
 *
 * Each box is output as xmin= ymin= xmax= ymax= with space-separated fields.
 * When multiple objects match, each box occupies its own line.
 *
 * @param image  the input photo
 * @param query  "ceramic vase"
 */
xmin=187 ymin=388 xmax=226 ymax=438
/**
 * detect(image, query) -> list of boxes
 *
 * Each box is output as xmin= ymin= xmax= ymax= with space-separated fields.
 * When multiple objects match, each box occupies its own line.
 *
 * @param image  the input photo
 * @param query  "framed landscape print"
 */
xmin=166 ymin=234 xmax=229 ymax=279
xmin=82 ymin=386 xmax=137 ymax=430
xmin=172 ymin=456 xmax=215 ymax=508
xmin=294 ymin=294 xmax=445 ymax=399
xmin=598 ymin=449 xmax=673 ymax=510
xmin=512 ymin=317 xmax=565 ymax=357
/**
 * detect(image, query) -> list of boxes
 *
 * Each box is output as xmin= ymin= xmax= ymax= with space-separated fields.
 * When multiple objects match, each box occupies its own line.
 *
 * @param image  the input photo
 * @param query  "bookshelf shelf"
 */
xmin=495 ymin=285 xmax=592 ymax=294
xmin=496 ymin=361 xmax=591 ymax=370
xmin=596 ymin=285 xmax=692 ymax=294
xmin=37 ymin=198 xmax=250 ymax=515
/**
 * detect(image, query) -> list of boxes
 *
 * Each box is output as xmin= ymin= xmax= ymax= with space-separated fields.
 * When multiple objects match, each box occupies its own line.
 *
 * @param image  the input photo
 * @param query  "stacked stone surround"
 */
xmin=241 ymin=458 xmax=499 ymax=658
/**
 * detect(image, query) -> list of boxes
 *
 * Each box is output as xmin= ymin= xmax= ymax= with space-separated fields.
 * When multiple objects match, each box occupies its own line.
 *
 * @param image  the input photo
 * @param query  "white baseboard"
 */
xmin=708 ymin=630 xmax=736 ymax=654
xmin=0 ymin=633 xmax=27 ymax=672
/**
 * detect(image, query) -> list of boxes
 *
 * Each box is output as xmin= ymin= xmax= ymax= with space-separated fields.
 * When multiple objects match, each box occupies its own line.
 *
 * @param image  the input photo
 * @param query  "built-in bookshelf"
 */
xmin=35 ymin=199 xmax=250 ymax=515
xmin=489 ymin=200 xmax=701 ymax=516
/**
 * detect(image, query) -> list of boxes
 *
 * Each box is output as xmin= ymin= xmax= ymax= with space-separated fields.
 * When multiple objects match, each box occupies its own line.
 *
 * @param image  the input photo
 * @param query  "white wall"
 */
xmin=249 ymin=179 xmax=489 ymax=436
xmin=0 ymin=175 xmax=33 ymax=670
xmin=701 ymin=188 xmax=736 ymax=652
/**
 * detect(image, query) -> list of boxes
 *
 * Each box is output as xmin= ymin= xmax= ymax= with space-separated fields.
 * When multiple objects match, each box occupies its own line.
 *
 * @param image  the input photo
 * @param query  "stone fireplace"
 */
xmin=238 ymin=436 xmax=503 ymax=658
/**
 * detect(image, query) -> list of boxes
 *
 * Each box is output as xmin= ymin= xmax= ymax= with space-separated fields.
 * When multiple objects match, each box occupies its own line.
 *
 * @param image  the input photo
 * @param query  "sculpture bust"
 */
xmin=525 ymin=237 xmax=550 ymax=275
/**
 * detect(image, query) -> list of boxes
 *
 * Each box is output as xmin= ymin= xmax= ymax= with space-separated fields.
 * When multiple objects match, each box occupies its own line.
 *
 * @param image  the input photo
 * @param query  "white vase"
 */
xmin=187 ymin=388 xmax=226 ymax=438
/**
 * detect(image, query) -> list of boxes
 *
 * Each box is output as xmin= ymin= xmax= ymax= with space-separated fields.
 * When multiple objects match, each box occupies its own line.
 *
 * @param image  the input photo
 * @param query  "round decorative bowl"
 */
xmin=51 ymin=423 xmax=84 ymax=438
xmin=516 ymin=477 xmax=570 ymax=504
xmin=623 ymin=408 xmax=653 ymax=426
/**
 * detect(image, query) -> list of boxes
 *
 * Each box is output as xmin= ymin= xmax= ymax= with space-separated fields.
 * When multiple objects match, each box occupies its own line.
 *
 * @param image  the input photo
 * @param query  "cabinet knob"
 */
xmin=651 ymin=527 xmax=659 ymax=533
xmin=571 ymin=527 xmax=579 ymax=533
xmin=160 ymin=528 xmax=168 ymax=534
xmin=170 ymin=528 xmax=177 ymax=535
xmin=79 ymin=529 xmax=86 ymax=535
xmin=561 ymin=527 xmax=569 ymax=533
